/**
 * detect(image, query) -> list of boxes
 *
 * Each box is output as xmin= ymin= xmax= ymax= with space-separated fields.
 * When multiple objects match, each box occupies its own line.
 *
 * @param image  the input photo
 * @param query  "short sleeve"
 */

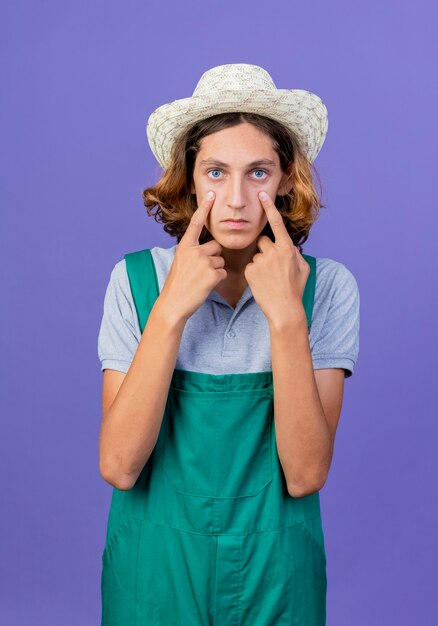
xmin=311 ymin=263 xmax=360 ymax=378
xmin=97 ymin=259 xmax=141 ymax=373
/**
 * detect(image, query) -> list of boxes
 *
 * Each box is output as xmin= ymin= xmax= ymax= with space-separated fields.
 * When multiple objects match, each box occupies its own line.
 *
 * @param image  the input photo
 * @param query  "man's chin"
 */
xmin=213 ymin=235 xmax=261 ymax=252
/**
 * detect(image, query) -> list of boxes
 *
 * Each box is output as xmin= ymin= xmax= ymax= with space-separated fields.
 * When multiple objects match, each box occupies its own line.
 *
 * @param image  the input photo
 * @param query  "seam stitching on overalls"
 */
xmin=134 ymin=520 xmax=142 ymax=626
xmin=300 ymin=521 xmax=327 ymax=564
xmin=290 ymin=524 xmax=295 ymax=626
xmin=212 ymin=536 xmax=219 ymax=626
xmin=213 ymin=498 xmax=219 ymax=535
xmin=110 ymin=507 xmax=322 ymax=536
xmin=103 ymin=518 xmax=132 ymax=555
xmin=236 ymin=537 xmax=242 ymax=624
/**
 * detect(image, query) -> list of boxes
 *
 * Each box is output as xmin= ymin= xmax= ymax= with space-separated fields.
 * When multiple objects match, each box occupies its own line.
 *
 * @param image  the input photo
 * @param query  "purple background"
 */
xmin=1 ymin=1 xmax=436 ymax=624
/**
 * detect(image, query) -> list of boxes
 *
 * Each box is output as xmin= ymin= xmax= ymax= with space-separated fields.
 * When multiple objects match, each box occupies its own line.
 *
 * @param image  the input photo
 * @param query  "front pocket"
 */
xmin=300 ymin=517 xmax=327 ymax=565
xmin=162 ymin=387 xmax=273 ymax=499
xmin=101 ymin=513 xmax=142 ymax=626
xmin=290 ymin=519 xmax=327 ymax=625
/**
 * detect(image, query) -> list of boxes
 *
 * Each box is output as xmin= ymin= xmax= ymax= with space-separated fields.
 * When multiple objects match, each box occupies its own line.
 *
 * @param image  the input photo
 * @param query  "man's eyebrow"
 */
xmin=199 ymin=158 xmax=276 ymax=168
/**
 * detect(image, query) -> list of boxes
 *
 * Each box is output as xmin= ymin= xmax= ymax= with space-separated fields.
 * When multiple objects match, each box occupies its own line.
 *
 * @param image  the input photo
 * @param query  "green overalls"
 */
xmin=101 ymin=248 xmax=327 ymax=626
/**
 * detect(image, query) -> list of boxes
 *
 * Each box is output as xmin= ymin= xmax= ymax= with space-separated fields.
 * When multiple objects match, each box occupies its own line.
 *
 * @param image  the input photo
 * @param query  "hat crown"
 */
xmin=192 ymin=63 xmax=277 ymax=96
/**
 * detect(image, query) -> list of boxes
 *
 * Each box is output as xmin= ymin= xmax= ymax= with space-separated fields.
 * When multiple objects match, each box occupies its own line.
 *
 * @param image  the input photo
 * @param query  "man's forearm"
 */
xmin=269 ymin=311 xmax=332 ymax=497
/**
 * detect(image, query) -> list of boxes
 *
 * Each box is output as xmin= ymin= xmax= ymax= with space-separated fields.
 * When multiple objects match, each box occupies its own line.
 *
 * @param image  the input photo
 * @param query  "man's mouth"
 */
xmin=222 ymin=219 xmax=249 ymax=229
xmin=223 ymin=219 xmax=249 ymax=223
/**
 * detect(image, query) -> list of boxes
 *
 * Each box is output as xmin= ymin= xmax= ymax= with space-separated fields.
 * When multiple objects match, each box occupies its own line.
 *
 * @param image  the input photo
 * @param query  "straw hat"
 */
xmin=146 ymin=63 xmax=328 ymax=170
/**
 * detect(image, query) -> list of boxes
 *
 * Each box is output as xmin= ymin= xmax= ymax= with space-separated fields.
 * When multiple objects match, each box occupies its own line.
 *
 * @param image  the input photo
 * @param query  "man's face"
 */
xmin=191 ymin=122 xmax=290 ymax=249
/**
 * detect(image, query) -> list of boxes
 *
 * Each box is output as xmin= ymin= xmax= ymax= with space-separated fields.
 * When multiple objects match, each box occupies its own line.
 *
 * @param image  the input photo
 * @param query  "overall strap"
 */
xmin=124 ymin=248 xmax=317 ymax=334
xmin=124 ymin=248 xmax=160 ymax=334
xmin=301 ymin=254 xmax=316 ymax=331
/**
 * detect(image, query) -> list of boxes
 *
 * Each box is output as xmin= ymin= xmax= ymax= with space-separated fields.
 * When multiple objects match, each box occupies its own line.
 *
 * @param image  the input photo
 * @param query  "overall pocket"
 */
xmin=162 ymin=387 xmax=273 ymax=499
xmin=101 ymin=511 xmax=142 ymax=626
xmin=290 ymin=517 xmax=327 ymax=626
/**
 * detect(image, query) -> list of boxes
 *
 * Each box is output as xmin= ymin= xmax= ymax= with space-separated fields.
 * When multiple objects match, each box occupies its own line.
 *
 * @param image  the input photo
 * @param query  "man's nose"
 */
xmin=226 ymin=175 xmax=246 ymax=209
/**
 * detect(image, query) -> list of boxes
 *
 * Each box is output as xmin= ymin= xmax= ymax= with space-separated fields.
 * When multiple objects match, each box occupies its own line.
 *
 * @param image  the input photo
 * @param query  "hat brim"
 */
xmin=146 ymin=88 xmax=328 ymax=169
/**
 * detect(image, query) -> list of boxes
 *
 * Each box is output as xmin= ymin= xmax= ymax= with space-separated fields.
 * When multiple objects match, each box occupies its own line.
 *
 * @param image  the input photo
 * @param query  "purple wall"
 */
xmin=1 ymin=1 xmax=436 ymax=624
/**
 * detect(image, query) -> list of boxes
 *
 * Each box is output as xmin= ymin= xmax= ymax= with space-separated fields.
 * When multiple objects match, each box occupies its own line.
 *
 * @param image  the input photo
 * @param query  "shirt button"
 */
xmin=227 ymin=330 xmax=236 ymax=338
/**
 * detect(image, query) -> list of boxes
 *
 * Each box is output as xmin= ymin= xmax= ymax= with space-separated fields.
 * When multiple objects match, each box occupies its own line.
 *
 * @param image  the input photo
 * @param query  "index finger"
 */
xmin=258 ymin=191 xmax=293 ymax=246
xmin=180 ymin=191 xmax=216 ymax=247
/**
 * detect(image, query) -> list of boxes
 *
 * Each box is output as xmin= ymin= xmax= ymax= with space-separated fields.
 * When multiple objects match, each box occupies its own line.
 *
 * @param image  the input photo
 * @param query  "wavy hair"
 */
xmin=141 ymin=111 xmax=325 ymax=253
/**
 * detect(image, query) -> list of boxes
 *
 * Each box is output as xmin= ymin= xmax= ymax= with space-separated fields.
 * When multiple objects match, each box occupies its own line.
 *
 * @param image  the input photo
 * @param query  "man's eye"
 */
xmin=207 ymin=169 xmax=222 ymax=178
xmin=252 ymin=169 xmax=268 ymax=179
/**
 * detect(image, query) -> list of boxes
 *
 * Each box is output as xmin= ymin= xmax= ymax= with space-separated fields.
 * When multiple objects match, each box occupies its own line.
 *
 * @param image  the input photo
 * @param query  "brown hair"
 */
xmin=141 ymin=112 xmax=325 ymax=253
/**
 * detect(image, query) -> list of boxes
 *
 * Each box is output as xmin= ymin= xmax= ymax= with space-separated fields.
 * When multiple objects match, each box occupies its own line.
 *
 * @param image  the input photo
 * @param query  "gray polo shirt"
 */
xmin=97 ymin=243 xmax=360 ymax=378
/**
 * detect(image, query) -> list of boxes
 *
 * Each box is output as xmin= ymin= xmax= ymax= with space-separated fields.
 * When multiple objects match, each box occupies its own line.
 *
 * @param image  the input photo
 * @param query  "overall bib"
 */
xmin=101 ymin=248 xmax=327 ymax=626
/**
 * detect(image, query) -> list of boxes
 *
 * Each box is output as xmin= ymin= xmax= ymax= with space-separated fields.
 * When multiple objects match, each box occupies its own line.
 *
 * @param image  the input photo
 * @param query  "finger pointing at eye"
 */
xmin=258 ymin=191 xmax=293 ymax=247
